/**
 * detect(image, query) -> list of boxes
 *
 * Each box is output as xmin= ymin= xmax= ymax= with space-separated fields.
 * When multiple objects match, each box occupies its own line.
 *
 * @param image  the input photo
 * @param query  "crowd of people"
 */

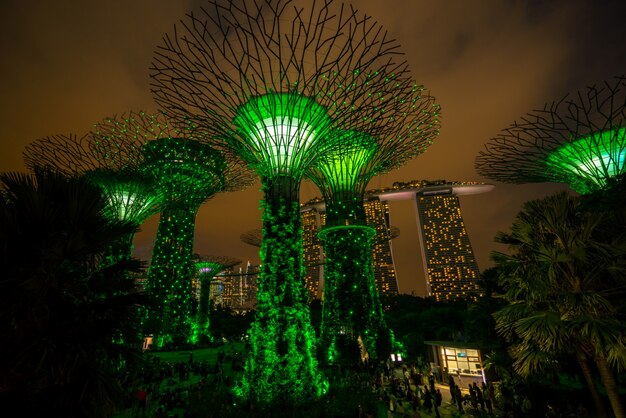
xmin=116 ymin=347 xmax=501 ymax=418
xmin=120 ymin=345 xmax=244 ymax=417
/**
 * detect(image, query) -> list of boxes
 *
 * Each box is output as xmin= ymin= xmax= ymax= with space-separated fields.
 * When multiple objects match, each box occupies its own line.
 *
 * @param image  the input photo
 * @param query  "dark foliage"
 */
xmin=0 ymin=170 xmax=147 ymax=417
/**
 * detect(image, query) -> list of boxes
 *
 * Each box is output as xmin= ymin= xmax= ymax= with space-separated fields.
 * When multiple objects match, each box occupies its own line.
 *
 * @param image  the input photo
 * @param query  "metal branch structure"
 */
xmin=476 ymin=76 xmax=626 ymax=194
xmin=308 ymin=102 xmax=437 ymax=365
xmin=150 ymin=0 xmax=435 ymax=404
xmin=240 ymin=229 xmax=263 ymax=247
xmin=22 ymin=134 xmax=164 ymax=265
xmin=194 ymin=255 xmax=241 ymax=341
xmin=91 ymin=111 xmax=252 ymax=348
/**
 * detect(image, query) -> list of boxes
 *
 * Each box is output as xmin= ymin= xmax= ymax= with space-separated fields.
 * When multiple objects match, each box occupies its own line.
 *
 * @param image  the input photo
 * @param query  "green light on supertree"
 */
xmin=306 ymin=93 xmax=439 ymax=364
xmin=546 ymin=127 xmax=626 ymax=193
xmin=83 ymin=168 xmax=164 ymax=264
xmin=312 ymin=130 xmax=378 ymax=226
xmin=194 ymin=255 xmax=241 ymax=342
xmin=150 ymin=0 xmax=438 ymax=405
xmin=92 ymin=111 xmax=252 ymax=348
xmin=232 ymin=92 xmax=332 ymax=404
xmin=22 ymin=134 xmax=164 ymax=266
xmin=308 ymin=131 xmax=382 ymax=364
xmin=140 ymin=137 xmax=225 ymax=348
xmin=233 ymin=93 xmax=332 ymax=175
xmin=476 ymin=76 xmax=626 ymax=194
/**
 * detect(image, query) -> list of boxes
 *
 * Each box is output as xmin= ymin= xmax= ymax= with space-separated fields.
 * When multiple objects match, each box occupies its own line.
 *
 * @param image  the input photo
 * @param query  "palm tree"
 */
xmin=0 ymin=170 xmax=146 ymax=417
xmin=492 ymin=191 xmax=626 ymax=418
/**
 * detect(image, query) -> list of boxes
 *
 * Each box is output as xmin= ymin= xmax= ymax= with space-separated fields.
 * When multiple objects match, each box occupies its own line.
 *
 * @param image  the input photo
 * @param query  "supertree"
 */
xmin=475 ymin=76 xmax=626 ymax=195
xmin=240 ymin=229 xmax=262 ymax=248
xmin=91 ymin=111 xmax=252 ymax=348
xmin=194 ymin=255 xmax=241 ymax=341
xmin=150 ymin=0 xmax=432 ymax=404
xmin=308 ymin=112 xmax=438 ymax=365
xmin=22 ymin=134 xmax=163 ymax=265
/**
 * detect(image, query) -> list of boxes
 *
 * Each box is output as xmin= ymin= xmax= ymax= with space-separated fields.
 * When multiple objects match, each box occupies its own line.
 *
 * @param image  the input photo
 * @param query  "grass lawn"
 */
xmin=149 ymin=342 xmax=246 ymax=364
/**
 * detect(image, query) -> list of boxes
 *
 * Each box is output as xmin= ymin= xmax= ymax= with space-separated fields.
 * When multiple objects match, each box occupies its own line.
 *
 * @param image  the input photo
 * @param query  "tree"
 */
xmin=0 ymin=170 xmax=146 ymax=417
xmin=492 ymin=191 xmax=626 ymax=418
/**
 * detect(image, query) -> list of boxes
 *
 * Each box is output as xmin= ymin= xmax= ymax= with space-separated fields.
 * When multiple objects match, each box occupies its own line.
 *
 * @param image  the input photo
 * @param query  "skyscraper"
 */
xmin=363 ymin=197 xmax=399 ymax=295
xmin=256 ymin=180 xmax=491 ymax=300
xmin=378 ymin=180 xmax=492 ymax=300
xmin=415 ymin=191 xmax=480 ymax=300
xmin=301 ymin=208 xmax=324 ymax=299
xmin=206 ymin=263 xmax=260 ymax=311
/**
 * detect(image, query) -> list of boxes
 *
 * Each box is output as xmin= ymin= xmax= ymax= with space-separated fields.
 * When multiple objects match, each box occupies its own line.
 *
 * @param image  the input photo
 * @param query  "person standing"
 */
xmin=434 ymin=389 xmax=443 ymax=418
xmin=484 ymin=382 xmax=494 ymax=415
xmin=469 ymin=383 xmax=478 ymax=409
xmin=448 ymin=376 xmax=456 ymax=405
xmin=428 ymin=372 xmax=435 ymax=393
xmin=474 ymin=382 xmax=485 ymax=411
xmin=423 ymin=388 xmax=433 ymax=414
xmin=454 ymin=385 xmax=464 ymax=413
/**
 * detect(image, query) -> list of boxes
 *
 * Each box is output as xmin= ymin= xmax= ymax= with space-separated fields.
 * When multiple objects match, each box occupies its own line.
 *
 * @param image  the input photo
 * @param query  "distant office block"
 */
xmin=302 ymin=208 xmax=324 ymax=299
xmin=415 ymin=192 xmax=481 ymax=300
xmin=377 ymin=180 xmax=492 ymax=300
xmin=364 ymin=197 xmax=399 ymax=295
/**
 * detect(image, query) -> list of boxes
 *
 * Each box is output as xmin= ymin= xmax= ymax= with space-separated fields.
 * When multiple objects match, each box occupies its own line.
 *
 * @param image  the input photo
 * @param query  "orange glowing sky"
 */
xmin=2 ymin=0 xmax=625 ymax=295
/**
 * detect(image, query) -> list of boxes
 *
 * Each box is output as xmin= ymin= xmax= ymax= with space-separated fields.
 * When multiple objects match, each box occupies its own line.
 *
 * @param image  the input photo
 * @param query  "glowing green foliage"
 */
xmin=81 ymin=168 xmax=163 ymax=266
xmin=237 ymin=177 xmax=323 ymax=405
xmin=476 ymin=77 xmax=626 ymax=195
xmin=194 ymin=261 xmax=228 ymax=342
xmin=316 ymin=130 xmax=378 ymax=192
xmin=232 ymin=93 xmax=331 ymax=404
xmin=318 ymin=225 xmax=391 ymax=364
xmin=141 ymin=137 xmax=225 ymax=205
xmin=546 ymin=127 xmax=626 ymax=194
xmin=309 ymin=129 xmax=378 ymax=227
xmin=307 ymin=130 xmax=392 ymax=364
xmin=83 ymin=169 xmax=163 ymax=224
xmin=145 ymin=206 xmax=199 ymax=347
xmin=233 ymin=93 xmax=333 ymax=176
xmin=142 ymin=138 xmax=225 ymax=348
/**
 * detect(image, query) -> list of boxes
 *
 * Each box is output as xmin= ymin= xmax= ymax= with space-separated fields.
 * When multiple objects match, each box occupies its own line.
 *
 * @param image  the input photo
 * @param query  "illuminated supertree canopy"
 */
xmin=149 ymin=0 xmax=434 ymax=405
xmin=22 ymin=134 xmax=164 ymax=265
xmin=476 ymin=76 xmax=626 ymax=194
xmin=92 ymin=111 xmax=252 ymax=348
xmin=308 ymin=109 xmax=438 ymax=365
xmin=194 ymin=255 xmax=241 ymax=342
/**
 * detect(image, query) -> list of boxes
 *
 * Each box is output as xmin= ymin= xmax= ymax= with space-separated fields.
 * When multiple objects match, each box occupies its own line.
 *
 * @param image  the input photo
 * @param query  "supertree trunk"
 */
xmin=194 ymin=276 xmax=212 ymax=341
xmin=319 ymin=224 xmax=391 ymax=365
xmin=238 ymin=175 xmax=322 ymax=405
xmin=145 ymin=205 xmax=199 ymax=348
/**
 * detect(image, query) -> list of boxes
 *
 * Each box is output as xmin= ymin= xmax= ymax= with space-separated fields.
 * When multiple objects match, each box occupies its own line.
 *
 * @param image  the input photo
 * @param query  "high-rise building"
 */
xmin=301 ymin=208 xmax=324 ymax=299
xmin=208 ymin=262 xmax=260 ymax=311
xmin=363 ymin=197 xmax=399 ymax=295
xmin=415 ymin=191 xmax=480 ymax=301
xmin=253 ymin=180 xmax=491 ymax=300
xmin=241 ymin=261 xmax=259 ymax=311
xmin=377 ymin=180 xmax=492 ymax=300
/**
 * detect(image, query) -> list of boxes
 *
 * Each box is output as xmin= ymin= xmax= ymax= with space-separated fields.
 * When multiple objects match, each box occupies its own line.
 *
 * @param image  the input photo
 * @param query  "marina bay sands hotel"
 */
xmin=300 ymin=180 xmax=494 ymax=301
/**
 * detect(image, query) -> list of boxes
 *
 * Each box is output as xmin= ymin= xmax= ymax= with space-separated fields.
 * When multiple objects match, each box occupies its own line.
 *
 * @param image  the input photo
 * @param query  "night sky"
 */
xmin=2 ymin=0 xmax=625 ymax=295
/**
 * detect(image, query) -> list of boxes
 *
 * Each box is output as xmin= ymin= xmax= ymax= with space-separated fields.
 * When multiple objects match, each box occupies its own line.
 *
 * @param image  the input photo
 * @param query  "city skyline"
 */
xmin=2 ymin=0 xmax=626 ymax=295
